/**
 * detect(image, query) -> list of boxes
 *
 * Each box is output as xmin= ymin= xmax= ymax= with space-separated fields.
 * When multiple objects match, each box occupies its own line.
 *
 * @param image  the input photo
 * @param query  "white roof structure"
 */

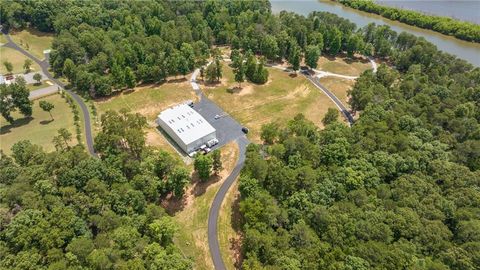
xmin=157 ymin=104 xmax=216 ymax=145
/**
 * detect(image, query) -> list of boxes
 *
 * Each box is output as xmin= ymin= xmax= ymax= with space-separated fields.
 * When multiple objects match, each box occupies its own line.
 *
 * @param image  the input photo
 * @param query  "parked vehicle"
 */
xmin=206 ymin=138 xmax=219 ymax=147
xmin=203 ymin=147 xmax=212 ymax=154
xmin=214 ymin=114 xmax=221 ymax=119
xmin=242 ymin=127 xmax=249 ymax=134
xmin=188 ymin=151 xmax=197 ymax=158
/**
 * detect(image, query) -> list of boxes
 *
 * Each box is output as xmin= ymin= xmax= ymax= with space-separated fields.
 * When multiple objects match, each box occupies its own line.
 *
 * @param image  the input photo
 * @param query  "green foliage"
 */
xmin=305 ymin=45 xmax=320 ymax=69
xmin=340 ymin=0 xmax=480 ymax=42
xmin=0 ymin=80 xmax=32 ymax=123
xmin=322 ymin=107 xmax=339 ymax=126
xmin=39 ymin=100 xmax=54 ymax=119
xmin=194 ymin=154 xmax=213 ymax=182
xmin=23 ymin=59 xmax=32 ymax=73
xmin=3 ymin=60 xmax=13 ymax=73
xmin=261 ymin=122 xmax=280 ymax=144
xmin=33 ymin=72 xmax=42 ymax=84
xmin=212 ymin=149 xmax=222 ymax=175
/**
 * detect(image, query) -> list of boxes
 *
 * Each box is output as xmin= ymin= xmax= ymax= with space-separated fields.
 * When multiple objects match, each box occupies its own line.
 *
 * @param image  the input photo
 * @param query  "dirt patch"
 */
xmin=285 ymin=84 xmax=310 ymax=100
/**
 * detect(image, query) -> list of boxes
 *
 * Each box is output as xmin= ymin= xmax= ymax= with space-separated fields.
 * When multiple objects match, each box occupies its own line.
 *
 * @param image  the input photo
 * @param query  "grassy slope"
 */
xmin=203 ymin=63 xmax=338 ymax=142
xmin=318 ymin=76 xmax=355 ymax=108
xmin=317 ymin=55 xmax=371 ymax=76
xmin=218 ymin=181 xmax=241 ymax=270
xmin=27 ymin=81 xmax=54 ymax=91
xmin=0 ymin=47 xmax=41 ymax=74
xmin=9 ymin=28 xmax=53 ymax=60
xmin=0 ymin=94 xmax=79 ymax=154
xmin=172 ymin=142 xmax=239 ymax=270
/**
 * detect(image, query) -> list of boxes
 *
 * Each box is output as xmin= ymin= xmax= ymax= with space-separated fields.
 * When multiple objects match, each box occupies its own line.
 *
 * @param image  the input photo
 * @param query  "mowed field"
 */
xmin=170 ymin=142 xmax=239 ymax=270
xmin=95 ymin=79 xmax=197 ymax=154
xmin=0 ymin=94 xmax=79 ymax=154
xmin=0 ymin=47 xmax=41 ymax=74
xmin=203 ymin=64 xmax=339 ymax=142
xmin=9 ymin=28 xmax=53 ymax=60
xmin=317 ymin=55 xmax=372 ymax=76
xmin=318 ymin=76 xmax=356 ymax=108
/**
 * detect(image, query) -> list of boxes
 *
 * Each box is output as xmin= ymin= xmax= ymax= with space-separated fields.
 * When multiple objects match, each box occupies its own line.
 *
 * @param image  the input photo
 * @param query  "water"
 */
xmin=271 ymin=0 xmax=480 ymax=67
xmin=377 ymin=1 xmax=480 ymax=24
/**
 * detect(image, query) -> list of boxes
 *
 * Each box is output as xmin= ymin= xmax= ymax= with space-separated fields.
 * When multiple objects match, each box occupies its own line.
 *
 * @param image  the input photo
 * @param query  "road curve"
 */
xmin=191 ymin=65 xmax=248 ymax=269
xmin=2 ymin=31 xmax=96 ymax=156
xmin=208 ymin=137 xmax=248 ymax=270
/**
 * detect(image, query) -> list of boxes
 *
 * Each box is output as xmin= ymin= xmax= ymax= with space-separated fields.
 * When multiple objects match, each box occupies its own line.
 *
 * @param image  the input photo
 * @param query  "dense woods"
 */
xmin=1 ymin=0 xmax=479 ymax=269
xmin=0 ymin=110 xmax=193 ymax=269
xmin=239 ymin=6 xmax=480 ymax=270
xmin=338 ymin=0 xmax=480 ymax=43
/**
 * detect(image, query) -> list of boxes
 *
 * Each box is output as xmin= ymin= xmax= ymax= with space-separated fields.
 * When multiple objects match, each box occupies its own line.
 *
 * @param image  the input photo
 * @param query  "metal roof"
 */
xmin=157 ymin=103 xmax=216 ymax=145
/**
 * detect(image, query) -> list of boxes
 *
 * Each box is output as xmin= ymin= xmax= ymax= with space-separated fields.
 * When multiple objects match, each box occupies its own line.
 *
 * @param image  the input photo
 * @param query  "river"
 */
xmin=270 ymin=0 xmax=480 ymax=67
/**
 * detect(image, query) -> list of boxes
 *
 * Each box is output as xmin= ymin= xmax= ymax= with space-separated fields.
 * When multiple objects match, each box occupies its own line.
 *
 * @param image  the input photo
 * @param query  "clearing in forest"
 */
xmin=9 ymin=28 xmax=54 ymax=60
xmin=202 ymin=63 xmax=339 ymax=142
xmin=317 ymin=55 xmax=372 ymax=77
xmin=0 ymin=94 xmax=82 ymax=154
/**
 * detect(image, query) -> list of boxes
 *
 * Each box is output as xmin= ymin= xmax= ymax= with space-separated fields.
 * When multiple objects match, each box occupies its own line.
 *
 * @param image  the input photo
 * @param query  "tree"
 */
xmin=322 ymin=108 xmax=339 ymax=126
xmin=305 ymin=45 xmax=320 ymax=70
xmin=23 ymin=59 xmax=33 ymax=73
xmin=233 ymin=55 xmax=245 ymax=88
xmin=39 ymin=100 xmax=55 ymax=120
xmin=58 ymin=128 xmax=73 ymax=148
xmin=148 ymin=217 xmax=177 ymax=246
xmin=62 ymin=58 xmax=76 ymax=83
xmin=214 ymin=58 xmax=222 ymax=82
xmin=245 ymin=53 xmax=257 ymax=80
xmin=3 ymin=61 xmax=13 ymax=74
xmin=205 ymin=62 xmax=217 ymax=83
xmin=33 ymin=73 xmax=42 ymax=85
xmin=288 ymin=42 xmax=301 ymax=73
xmin=261 ymin=35 xmax=279 ymax=60
xmin=212 ymin=149 xmax=222 ymax=175
xmin=11 ymin=81 xmax=32 ymax=118
xmin=261 ymin=122 xmax=279 ymax=144
xmin=194 ymin=154 xmax=213 ymax=181
xmin=167 ymin=167 xmax=190 ymax=198
xmin=124 ymin=67 xmax=136 ymax=89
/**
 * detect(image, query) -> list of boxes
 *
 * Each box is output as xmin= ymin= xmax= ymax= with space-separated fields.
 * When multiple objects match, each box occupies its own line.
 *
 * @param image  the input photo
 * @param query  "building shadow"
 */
xmin=0 ymin=117 xmax=34 ymax=135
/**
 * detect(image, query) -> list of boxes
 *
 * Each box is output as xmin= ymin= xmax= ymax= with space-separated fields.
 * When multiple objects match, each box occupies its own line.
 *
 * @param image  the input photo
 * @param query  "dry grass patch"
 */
xmin=219 ymin=181 xmax=242 ymax=270
xmin=95 ymin=81 xmax=197 ymax=154
xmin=172 ymin=142 xmax=240 ymax=270
xmin=10 ymin=28 xmax=53 ymax=60
xmin=317 ymin=55 xmax=372 ymax=76
xmin=318 ymin=77 xmax=356 ymax=108
xmin=203 ymin=64 xmax=338 ymax=142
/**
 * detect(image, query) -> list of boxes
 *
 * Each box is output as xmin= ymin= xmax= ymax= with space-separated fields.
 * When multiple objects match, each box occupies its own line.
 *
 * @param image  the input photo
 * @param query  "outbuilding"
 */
xmin=156 ymin=103 xmax=216 ymax=153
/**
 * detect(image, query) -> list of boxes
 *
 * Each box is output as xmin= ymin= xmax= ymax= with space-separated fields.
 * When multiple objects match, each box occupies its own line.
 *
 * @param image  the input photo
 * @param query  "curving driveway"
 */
xmin=2 ymin=31 xmax=96 ymax=156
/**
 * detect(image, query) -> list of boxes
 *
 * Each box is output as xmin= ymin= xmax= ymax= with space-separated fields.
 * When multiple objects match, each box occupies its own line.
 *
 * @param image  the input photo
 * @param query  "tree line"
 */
xmin=338 ymin=0 xmax=480 ymax=43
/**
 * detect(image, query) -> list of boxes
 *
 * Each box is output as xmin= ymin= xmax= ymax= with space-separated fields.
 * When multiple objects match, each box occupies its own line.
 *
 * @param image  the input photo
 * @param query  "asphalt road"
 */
xmin=2 ymin=31 xmax=96 ymax=156
xmin=29 ymin=85 xmax=58 ymax=100
xmin=190 ymin=67 xmax=249 ymax=270
xmin=303 ymin=73 xmax=355 ymax=125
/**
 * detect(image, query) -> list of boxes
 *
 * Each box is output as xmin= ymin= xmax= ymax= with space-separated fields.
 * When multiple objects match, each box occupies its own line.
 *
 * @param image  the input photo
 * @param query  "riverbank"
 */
xmin=337 ymin=0 xmax=480 ymax=43
xmin=270 ymin=0 xmax=480 ymax=67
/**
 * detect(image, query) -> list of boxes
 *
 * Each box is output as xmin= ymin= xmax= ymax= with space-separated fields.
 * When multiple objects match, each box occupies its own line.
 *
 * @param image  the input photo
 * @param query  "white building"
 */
xmin=156 ymin=103 xmax=216 ymax=153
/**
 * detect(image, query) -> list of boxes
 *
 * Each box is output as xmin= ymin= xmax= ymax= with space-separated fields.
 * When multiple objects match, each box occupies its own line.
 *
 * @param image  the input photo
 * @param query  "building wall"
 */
xmin=157 ymin=118 xmax=188 ymax=152
xmin=186 ymin=131 xmax=217 ymax=153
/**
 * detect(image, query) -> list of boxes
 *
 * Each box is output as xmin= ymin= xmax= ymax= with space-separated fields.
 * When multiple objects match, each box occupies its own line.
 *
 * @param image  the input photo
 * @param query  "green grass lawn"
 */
xmin=317 ymin=55 xmax=372 ymax=76
xmin=27 ymin=81 xmax=53 ymax=91
xmin=0 ymin=94 xmax=80 ymax=154
xmin=0 ymin=47 xmax=41 ymax=74
xmin=10 ymin=28 xmax=53 ymax=60
xmin=171 ymin=142 xmax=239 ymax=270
xmin=203 ymin=63 xmax=338 ymax=142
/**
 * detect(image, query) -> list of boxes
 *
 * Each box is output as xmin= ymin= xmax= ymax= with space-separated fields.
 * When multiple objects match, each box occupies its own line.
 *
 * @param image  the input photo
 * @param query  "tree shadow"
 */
xmin=167 ymin=77 xmax=187 ymax=84
xmin=0 ymin=117 xmax=34 ymax=135
xmin=40 ymin=119 xmax=54 ymax=125
xmin=227 ymin=86 xmax=242 ymax=94
xmin=289 ymin=73 xmax=298 ymax=78
xmin=230 ymin=190 xmax=244 ymax=268
xmin=161 ymin=193 xmax=187 ymax=215
xmin=191 ymin=172 xmax=222 ymax=197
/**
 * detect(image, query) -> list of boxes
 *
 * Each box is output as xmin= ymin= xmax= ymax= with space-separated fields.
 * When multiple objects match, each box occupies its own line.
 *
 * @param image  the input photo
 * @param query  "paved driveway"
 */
xmin=192 ymin=97 xmax=246 ymax=151
xmin=29 ymin=85 xmax=58 ymax=100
